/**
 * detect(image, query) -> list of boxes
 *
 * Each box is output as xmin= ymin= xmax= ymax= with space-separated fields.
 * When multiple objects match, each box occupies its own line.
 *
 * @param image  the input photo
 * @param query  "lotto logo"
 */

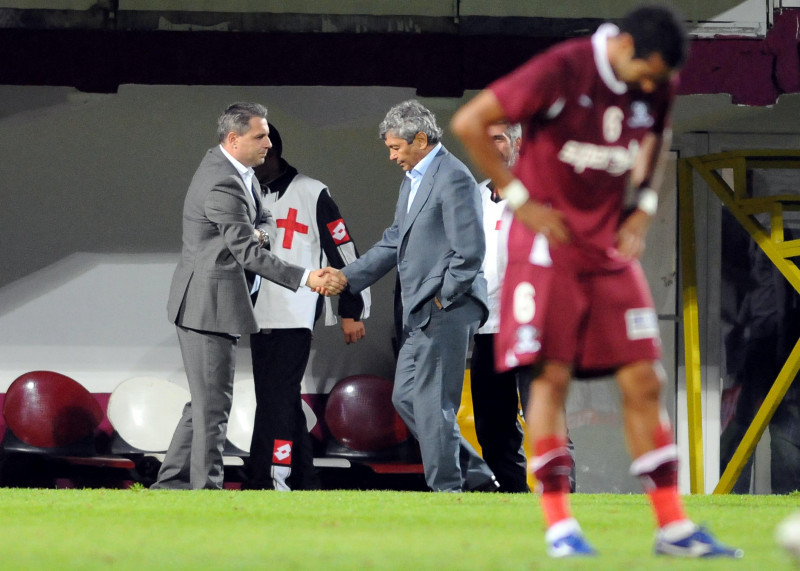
xmin=273 ymin=440 xmax=293 ymax=465
xmin=327 ymin=219 xmax=350 ymax=244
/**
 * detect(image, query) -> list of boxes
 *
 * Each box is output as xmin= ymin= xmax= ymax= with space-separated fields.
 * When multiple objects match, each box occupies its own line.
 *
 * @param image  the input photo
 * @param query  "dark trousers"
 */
xmin=470 ymin=333 xmax=530 ymax=493
xmin=247 ymin=328 xmax=320 ymax=490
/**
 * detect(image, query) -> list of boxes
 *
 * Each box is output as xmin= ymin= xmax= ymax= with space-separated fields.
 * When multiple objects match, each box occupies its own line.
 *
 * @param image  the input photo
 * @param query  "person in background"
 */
xmin=721 ymin=231 xmax=800 ymax=494
xmin=247 ymin=123 xmax=370 ymax=491
xmin=469 ymin=121 xmax=529 ymax=493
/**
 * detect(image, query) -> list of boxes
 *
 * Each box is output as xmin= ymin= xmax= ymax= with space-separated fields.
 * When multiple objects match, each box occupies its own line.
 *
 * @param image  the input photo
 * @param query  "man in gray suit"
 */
xmin=342 ymin=100 xmax=497 ymax=492
xmin=152 ymin=102 xmax=345 ymax=490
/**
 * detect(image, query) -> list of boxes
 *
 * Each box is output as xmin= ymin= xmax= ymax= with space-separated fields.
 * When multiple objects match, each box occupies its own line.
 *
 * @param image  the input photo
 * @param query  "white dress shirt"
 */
xmin=406 ymin=142 xmax=442 ymax=212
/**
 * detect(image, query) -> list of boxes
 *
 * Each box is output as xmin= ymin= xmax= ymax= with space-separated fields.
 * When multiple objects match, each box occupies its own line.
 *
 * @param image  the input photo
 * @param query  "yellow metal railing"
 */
xmin=679 ymin=150 xmax=800 ymax=494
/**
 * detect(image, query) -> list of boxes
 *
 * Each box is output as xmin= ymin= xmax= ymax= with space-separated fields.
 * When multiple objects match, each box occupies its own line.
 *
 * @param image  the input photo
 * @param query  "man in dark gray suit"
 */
xmin=152 ymin=102 xmax=345 ymax=490
xmin=342 ymin=100 xmax=497 ymax=492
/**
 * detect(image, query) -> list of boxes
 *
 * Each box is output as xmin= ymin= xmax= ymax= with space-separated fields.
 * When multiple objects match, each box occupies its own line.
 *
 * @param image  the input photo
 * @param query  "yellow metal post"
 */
xmin=678 ymin=158 xmax=705 ymax=493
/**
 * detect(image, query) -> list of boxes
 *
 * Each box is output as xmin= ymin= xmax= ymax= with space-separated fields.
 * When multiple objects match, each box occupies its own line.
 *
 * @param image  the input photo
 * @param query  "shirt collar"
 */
xmin=405 ymin=142 xmax=442 ymax=182
xmin=592 ymin=23 xmax=628 ymax=95
xmin=219 ymin=144 xmax=255 ymax=186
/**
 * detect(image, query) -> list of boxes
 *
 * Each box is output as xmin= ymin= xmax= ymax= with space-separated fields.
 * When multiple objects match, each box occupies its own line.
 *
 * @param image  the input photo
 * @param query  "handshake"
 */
xmin=306 ymin=267 xmax=347 ymax=297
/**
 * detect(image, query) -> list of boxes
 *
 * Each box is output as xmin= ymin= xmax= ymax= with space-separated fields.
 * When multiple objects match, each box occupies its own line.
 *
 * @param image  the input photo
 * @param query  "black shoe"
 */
xmin=469 ymin=476 xmax=501 ymax=492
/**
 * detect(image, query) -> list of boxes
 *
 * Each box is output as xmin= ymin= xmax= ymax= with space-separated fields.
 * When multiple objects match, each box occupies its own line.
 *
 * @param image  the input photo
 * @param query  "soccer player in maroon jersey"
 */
xmin=453 ymin=3 xmax=742 ymax=559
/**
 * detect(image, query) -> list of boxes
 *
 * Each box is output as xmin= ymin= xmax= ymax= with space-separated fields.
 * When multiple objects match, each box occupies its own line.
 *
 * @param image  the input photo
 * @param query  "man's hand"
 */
xmin=341 ymin=318 xmax=365 ymax=344
xmin=306 ymin=267 xmax=347 ymax=296
xmin=615 ymin=209 xmax=652 ymax=261
xmin=513 ymin=201 xmax=570 ymax=245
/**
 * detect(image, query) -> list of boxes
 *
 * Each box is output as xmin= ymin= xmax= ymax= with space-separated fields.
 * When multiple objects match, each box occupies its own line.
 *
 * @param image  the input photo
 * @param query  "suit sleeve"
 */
xmin=341 ymin=200 xmax=401 ymax=295
xmin=205 ymin=175 xmax=305 ymax=291
xmin=254 ymin=198 xmax=275 ymax=240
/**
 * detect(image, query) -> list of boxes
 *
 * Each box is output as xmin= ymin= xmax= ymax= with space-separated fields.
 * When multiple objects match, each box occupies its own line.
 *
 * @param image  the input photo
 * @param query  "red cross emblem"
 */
xmin=277 ymin=208 xmax=309 ymax=249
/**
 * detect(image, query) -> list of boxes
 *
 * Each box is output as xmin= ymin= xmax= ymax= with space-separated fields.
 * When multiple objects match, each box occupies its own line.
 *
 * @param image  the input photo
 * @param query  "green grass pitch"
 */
xmin=0 ymin=488 xmax=797 ymax=569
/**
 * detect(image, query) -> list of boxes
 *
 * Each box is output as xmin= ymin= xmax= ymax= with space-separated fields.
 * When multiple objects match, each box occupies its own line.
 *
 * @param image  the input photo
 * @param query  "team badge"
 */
xmin=513 ymin=325 xmax=541 ymax=355
xmin=628 ymin=101 xmax=654 ymax=128
xmin=272 ymin=439 xmax=293 ymax=465
xmin=625 ymin=308 xmax=660 ymax=341
xmin=327 ymin=219 xmax=350 ymax=245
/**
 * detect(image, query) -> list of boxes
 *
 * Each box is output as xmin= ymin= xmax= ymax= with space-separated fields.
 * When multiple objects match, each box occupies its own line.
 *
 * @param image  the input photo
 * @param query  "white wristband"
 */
xmin=502 ymin=179 xmax=530 ymax=211
xmin=637 ymin=188 xmax=658 ymax=216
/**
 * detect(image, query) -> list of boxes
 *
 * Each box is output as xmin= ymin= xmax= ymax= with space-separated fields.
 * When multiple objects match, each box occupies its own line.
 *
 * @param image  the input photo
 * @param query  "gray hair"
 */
xmin=379 ymin=99 xmax=443 ymax=145
xmin=506 ymin=123 xmax=522 ymax=142
xmin=507 ymin=122 xmax=522 ymax=167
xmin=217 ymin=102 xmax=268 ymax=143
xmin=494 ymin=121 xmax=522 ymax=167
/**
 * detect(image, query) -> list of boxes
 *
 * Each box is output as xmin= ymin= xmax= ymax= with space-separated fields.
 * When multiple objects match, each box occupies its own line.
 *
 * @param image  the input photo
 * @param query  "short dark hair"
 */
xmin=267 ymin=122 xmax=283 ymax=159
xmin=619 ymin=4 xmax=689 ymax=69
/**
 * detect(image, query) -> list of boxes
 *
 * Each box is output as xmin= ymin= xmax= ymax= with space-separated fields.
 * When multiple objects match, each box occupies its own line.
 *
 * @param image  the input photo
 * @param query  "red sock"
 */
xmin=540 ymin=492 xmax=571 ymax=527
xmin=647 ymin=486 xmax=687 ymax=528
xmin=532 ymin=436 xmax=573 ymax=527
xmin=630 ymin=424 xmax=687 ymax=528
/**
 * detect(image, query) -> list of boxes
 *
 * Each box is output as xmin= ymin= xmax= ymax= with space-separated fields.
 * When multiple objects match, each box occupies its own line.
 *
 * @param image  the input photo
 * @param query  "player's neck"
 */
xmin=607 ymin=31 xmax=641 ymax=81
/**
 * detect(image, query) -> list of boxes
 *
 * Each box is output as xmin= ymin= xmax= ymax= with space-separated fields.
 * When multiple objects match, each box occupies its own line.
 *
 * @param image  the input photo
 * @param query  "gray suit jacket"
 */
xmin=167 ymin=146 xmax=306 ymax=335
xmin=343 ymin=145 xmax=488 ymax=329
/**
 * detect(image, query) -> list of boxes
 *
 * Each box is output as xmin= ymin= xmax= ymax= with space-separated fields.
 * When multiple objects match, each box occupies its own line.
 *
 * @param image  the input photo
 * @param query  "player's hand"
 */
xmin=341 ymin=318 xmax=365 ymax=344
xmin=307 ymin=267 xmax=347 ymax=296
xmin=514 ymin=201 xmax=569 ymax=245
xmin=615 ymin=209 xmax=651 ymax=260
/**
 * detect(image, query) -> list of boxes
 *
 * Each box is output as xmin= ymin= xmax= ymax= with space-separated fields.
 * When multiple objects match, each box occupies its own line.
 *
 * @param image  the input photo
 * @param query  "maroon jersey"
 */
xmin=489 ymin=23 xmax=676 ymax=271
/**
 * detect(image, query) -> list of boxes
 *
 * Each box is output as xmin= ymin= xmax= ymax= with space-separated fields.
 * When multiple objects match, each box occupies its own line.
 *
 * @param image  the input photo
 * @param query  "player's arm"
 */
xmin=616 ymin=130 xmax=672 ymax=260
xmin=451 ymin=90 xmax=569 ymax=244
xmin=451 ymin=90 xmax=515 ymax=190
xmin=631 ymin=129 xmax=671 ymax=193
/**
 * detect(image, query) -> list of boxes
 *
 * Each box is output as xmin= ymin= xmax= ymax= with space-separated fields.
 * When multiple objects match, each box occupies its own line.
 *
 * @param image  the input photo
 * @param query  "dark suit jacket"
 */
xmin=167 ymin=146 xmax=306 ymax=335
xmin=343 ymin=145 xmax=488 ymax=329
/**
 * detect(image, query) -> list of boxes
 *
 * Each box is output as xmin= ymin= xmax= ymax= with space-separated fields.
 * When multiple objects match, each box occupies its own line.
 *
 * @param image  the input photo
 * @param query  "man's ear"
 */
xmin=414 ymin=131 xmax=429 ymax=149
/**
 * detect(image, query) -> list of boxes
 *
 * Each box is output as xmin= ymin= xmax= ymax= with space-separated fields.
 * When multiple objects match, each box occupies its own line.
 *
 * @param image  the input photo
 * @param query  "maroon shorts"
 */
xmin=495 ymin=220 xmax=661 ymax=374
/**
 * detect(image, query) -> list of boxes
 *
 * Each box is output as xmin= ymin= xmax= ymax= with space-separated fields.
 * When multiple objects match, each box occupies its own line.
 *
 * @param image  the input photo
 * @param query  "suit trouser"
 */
xmin=470 ymin=333 xmax=529 ymax=493
xmin=247 ymin=328 xmax=319 ymax=490
xmin=151 ymin=325 xmax=237 ymax=490
xmin=394 ymin=296 xmax=494 ymax=492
